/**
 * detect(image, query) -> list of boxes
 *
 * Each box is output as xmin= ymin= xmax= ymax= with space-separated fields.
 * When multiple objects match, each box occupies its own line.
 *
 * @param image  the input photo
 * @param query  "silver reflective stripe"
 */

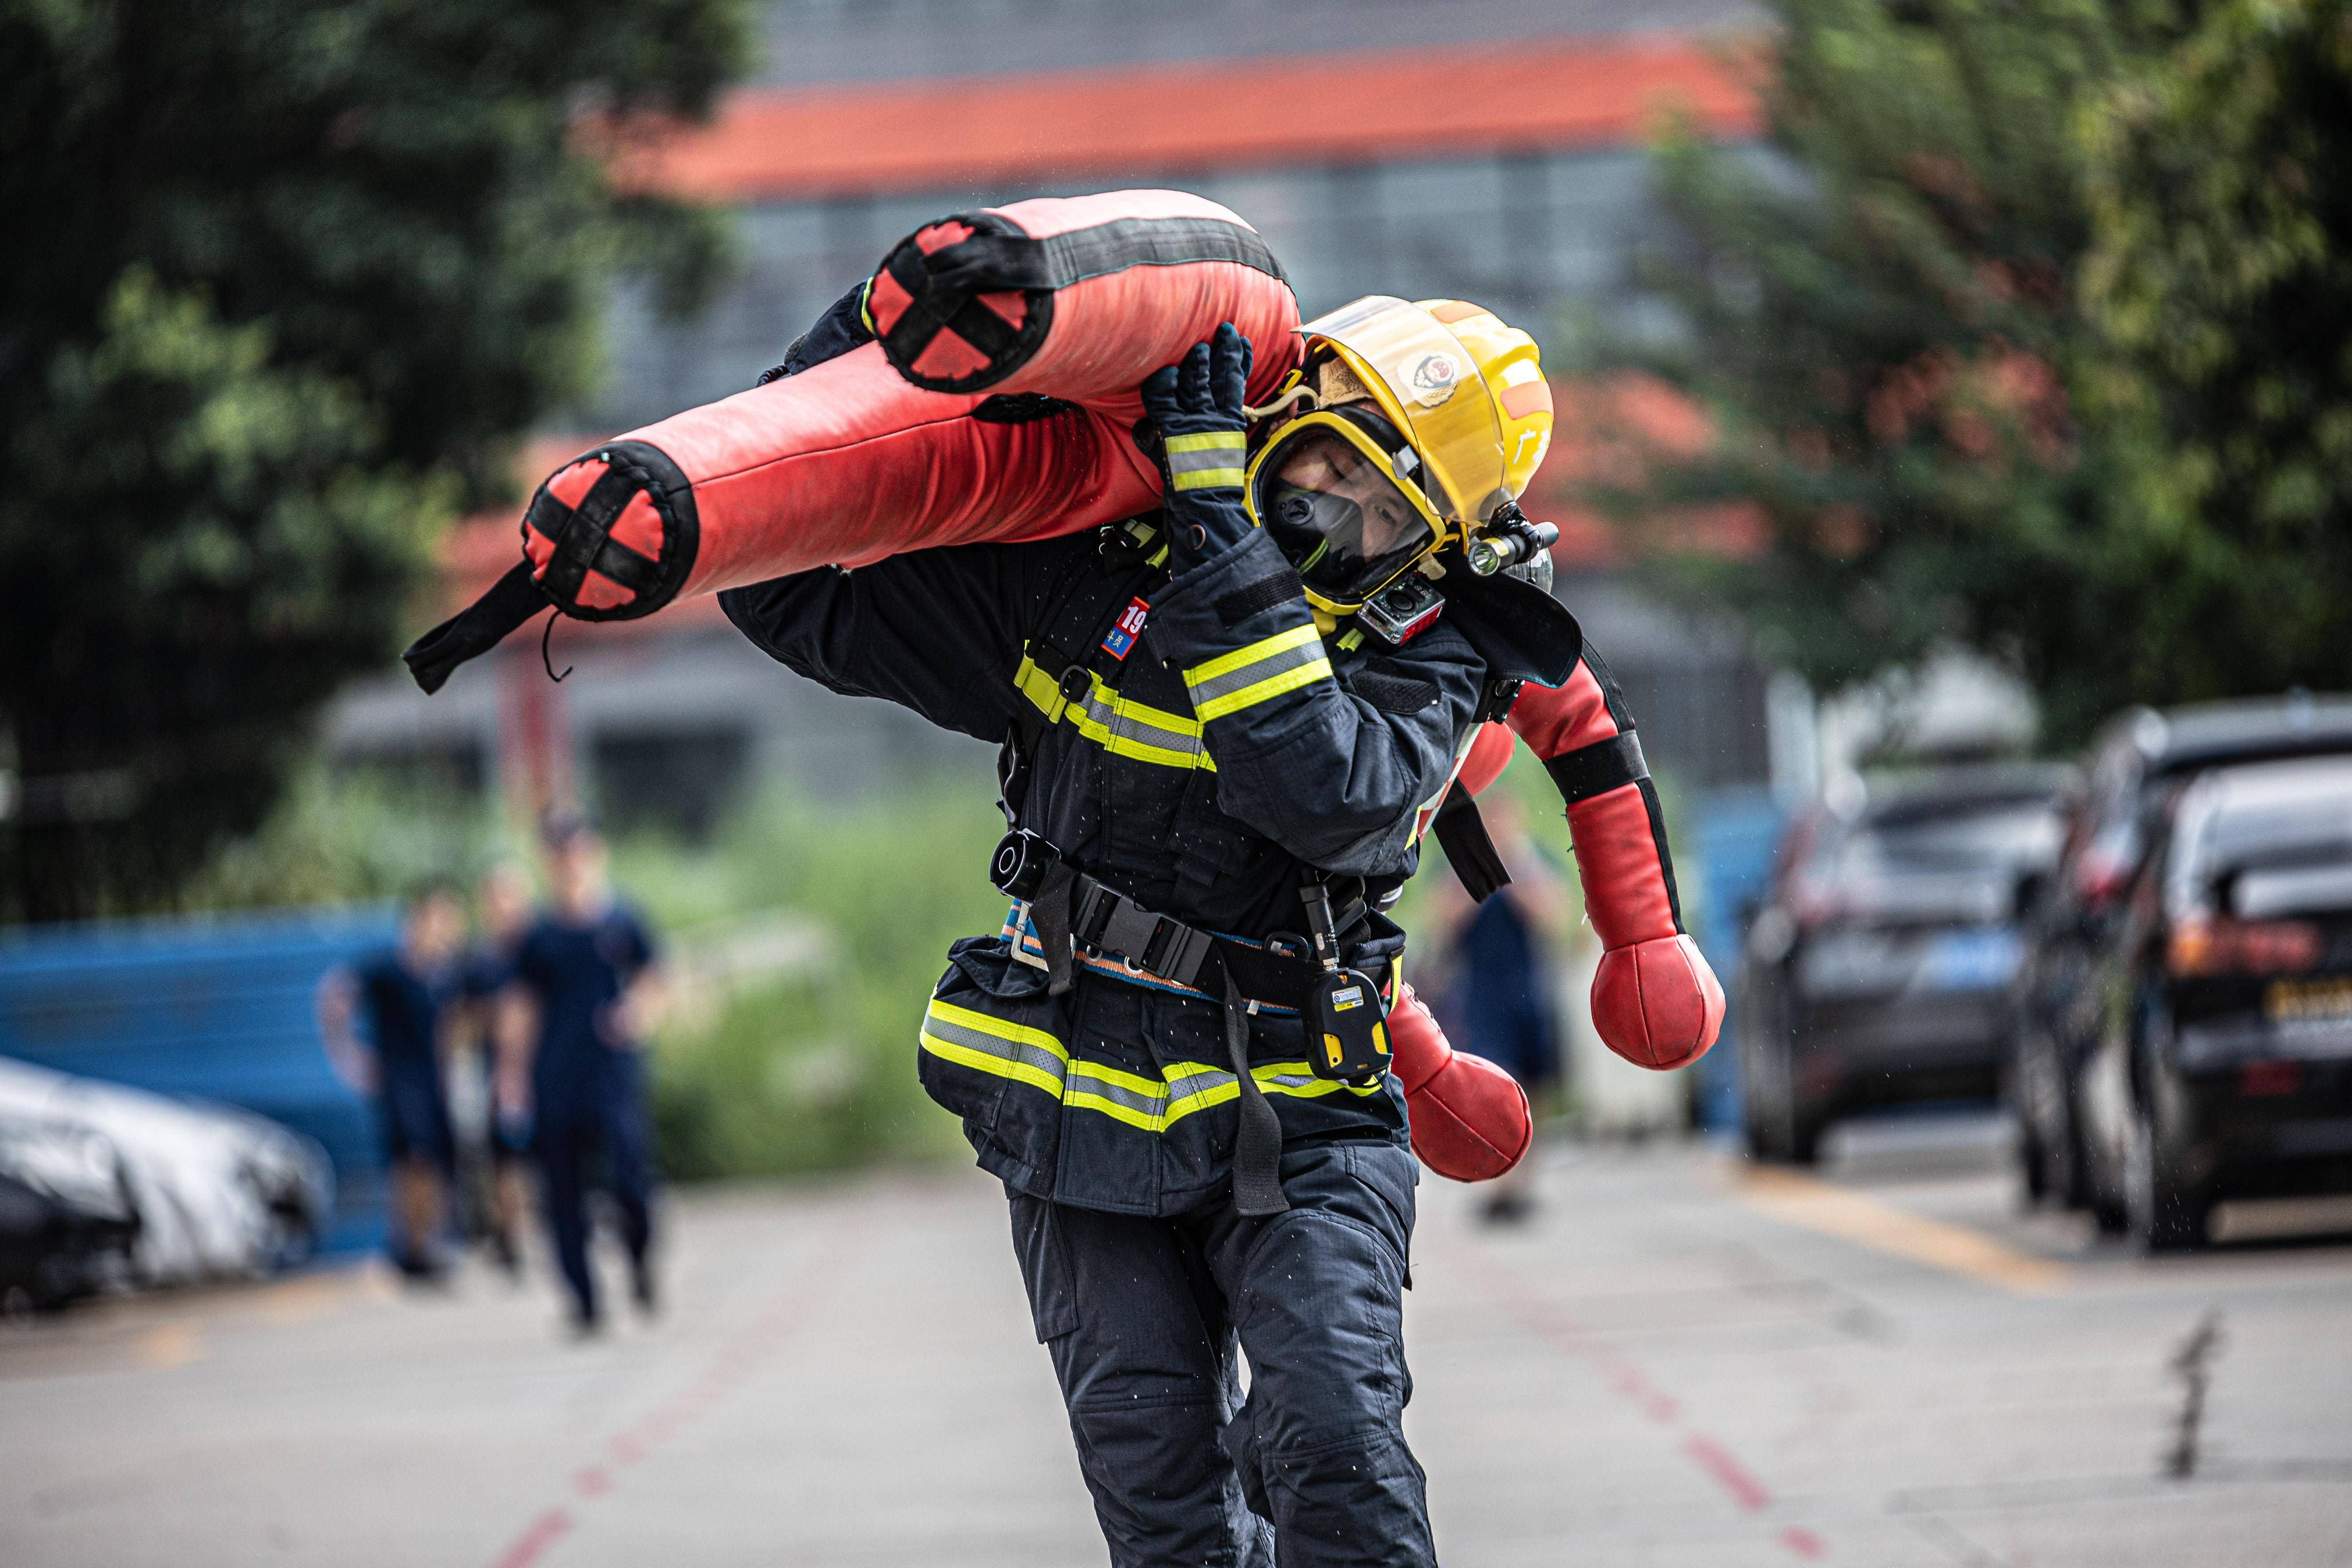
xmin=1077 ymin=684 xmax=1209 ymax=763
xmin=1067 ymin=1066 xmax=1166 ymax=1118
xmin=1186 ymin=631 xmax=1331 ymax=718
xmin=1164 ymin=432 xmax=1247 ymax=492
xmin=922 ymin=1009 xmax=1066 ymax=1082
xmin=1164 ymin=1062 xmax=1237 ymax=1098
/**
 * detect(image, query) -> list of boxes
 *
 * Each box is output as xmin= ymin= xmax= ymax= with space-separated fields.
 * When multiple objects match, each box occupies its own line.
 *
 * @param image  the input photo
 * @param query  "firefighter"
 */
xmin=720 ymin=294 xmax=1719 ymax=1565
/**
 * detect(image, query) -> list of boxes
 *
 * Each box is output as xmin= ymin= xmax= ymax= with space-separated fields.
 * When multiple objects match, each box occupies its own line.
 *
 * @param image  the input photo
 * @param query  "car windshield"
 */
xmin=1810 ymin=801 xmax=2063 ymax=884
xmin=2167 ymin=756 xmax=2352 ymax=915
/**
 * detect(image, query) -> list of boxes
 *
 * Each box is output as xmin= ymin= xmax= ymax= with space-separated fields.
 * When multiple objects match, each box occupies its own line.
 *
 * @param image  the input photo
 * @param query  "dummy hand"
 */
xmin=1140 ymin=322 xmax=1254 ymax=571
xmin=1591 ymin=934 xmax=1725 ymax=1070
xmin=1386 ymin=981 xmax=1532 ymax=1182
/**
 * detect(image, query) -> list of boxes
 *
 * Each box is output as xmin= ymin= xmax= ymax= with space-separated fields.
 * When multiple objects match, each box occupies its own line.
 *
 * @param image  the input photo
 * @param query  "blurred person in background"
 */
xmin=317 ymin=883 xmax=467 ymax=1280
xmin=498 ymin=816 xmax=665 ymax=1336
xmin=455 ymin=862 xmax=535 ymax=1277
xmin=1425 ymin=792 xmax=1566 ymax=1223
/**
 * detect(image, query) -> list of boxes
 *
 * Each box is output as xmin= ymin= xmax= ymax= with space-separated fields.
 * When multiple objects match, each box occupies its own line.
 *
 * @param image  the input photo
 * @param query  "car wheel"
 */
xmin=1784 ymin=1108 xmax=1826 ymax=1167
xmin=2049 ymin=1102 xmax=2091 ymax=1211
xmin=1740 ymin=1008 xmax=1793 ymax=1162
xmin=1741 ymin=1034 xmax=1824 ymax=1164
xmin=2124 ymin=1094 xmax=2208 ymax=1253
xmin=2018 ymin=1118 xmax=2050 ymax=1203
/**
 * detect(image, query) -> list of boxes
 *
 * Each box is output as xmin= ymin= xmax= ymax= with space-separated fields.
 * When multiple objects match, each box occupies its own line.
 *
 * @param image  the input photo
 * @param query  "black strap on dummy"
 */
xmin=401 ymin=563 xmax=547 ymax=695
xmin=1222 ymin=971 xmax=1290 ymax=1216
xmin=873 ymin=210 xmax=1288 ymax=394
xmin=1543 ymin=730 xmax=1649 ymax=804
xmin=1431 ymin=789 xmax=1512 ymax=904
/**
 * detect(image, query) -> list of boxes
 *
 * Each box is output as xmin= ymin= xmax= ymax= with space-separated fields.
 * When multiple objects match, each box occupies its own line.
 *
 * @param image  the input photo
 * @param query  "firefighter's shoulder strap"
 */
xmin=1424 ymin=672 xmax=1525 ymax=904
xmin=1431 ymin=790 xmax=1510 ymax=905
xmin=998 ymin=516 xmax=1166 ymax=824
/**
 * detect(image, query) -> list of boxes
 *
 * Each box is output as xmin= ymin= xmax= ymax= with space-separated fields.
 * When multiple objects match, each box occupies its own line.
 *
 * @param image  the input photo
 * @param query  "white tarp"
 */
xmin=0 ymin=1057 xmax=330 ymax=1285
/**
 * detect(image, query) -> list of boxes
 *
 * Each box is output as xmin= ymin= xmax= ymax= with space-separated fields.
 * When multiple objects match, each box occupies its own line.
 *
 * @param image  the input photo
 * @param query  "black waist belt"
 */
xmin=989 ymin=829 xmax=1365 ymax=1009
xmin=989 ymin=829 xmax=1377 ymax=1218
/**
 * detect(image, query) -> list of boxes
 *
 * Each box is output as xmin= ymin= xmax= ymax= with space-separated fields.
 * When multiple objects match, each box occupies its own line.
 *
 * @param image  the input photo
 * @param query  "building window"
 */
xmin=592 ymin=728 xmax=752 ymax=842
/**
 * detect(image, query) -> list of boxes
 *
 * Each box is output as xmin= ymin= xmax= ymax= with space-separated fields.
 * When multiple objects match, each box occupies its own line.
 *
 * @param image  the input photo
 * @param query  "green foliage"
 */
xmin=0 ymin=0 xmax=751 ymax=921
xmin=614 ymin=777 xmax=1011 ymax=1181
xmin=173 ymin=764 xmax=508 ymax=913
xmin=1612 ymin=0 xmax=2162 ymax=744
xmin=2079 ymin=0 xmax=2352 ymax=702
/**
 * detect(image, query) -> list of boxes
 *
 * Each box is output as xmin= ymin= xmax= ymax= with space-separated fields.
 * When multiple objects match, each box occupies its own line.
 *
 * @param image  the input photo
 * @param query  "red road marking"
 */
xmin=481 ymin=1226 xmax=863 ymax=1568
xmin=1682 ymin=1434 xmax=1771 ymax=1511
xmin=1439 ymin=1239 xmax=1830 ymax=1558
xmin=487 ymin=1508 xmax=570 ymax=1568
xmin=1781 ymin=1524 xmax=1829 ymax=1558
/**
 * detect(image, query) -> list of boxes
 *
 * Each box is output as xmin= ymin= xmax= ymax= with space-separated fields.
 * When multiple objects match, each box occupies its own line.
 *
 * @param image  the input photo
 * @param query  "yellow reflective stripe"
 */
xmin=1185 ymin=623 xmax=1335 ymax=721
xmin=1164 ymin=432 xmax=1246 ymax=454
xmin=921 ymin=1004 xmax=1387 ymax=1132
xmin=1163 ymin=1077 xmax=1241 ymax=1126
xmin=926 ymin=999 xmax=1069 ymax=1062
xmin=1066 ymin=686 xmax=1207 ymax=770
xmin=1193 ymin=658 xmax=1332 ymax=722
xmin=1070 ymin=1057 xmax=1171 ymax=1099
xmin=1016 ymin=648 xmax=1218 ymax=773
xmin=1252 ymin=1061 xmax=1390 ymax=1099
xmin=1187 ymin=622 xmax=1323 ymax=685
xmin=1166 ymin=431 xmax=1247 ymax=491
xmin=919 ymin=997 xmax=1070 ymax=1099
xmin=921 ymin=1030 xmax=1066 ymax=1098
xmin=1171 ymin=467 xmax=1246 ymax=491
xmin=1014 ymin=653 xmax=1069 ymax=722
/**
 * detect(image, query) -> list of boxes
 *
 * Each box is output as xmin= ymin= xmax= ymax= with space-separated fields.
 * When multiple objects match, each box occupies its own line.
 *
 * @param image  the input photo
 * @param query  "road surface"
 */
xmin=5 ymin=1114 xmax=2349 ymax=1567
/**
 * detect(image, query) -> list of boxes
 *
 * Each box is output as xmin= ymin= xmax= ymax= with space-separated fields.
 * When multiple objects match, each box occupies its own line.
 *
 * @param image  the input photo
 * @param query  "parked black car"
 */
xmin=2072 ymin=752 xmax=2352 ymax=1249
xmin=2010 ymin=696 xmax=2352 ymax=1215
xmin=1739 ymin=767 xmax=2069 ymax=1163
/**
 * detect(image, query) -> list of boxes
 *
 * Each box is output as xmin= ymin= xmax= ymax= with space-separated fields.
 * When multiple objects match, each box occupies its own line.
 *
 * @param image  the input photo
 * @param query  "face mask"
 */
xmin=1251 ymin=418 xmax=1436 ymax=609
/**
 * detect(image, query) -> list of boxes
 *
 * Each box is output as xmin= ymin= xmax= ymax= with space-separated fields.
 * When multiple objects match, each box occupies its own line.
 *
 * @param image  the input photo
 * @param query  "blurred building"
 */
xmin=330 ymin=0 xmax=1784 ymax=836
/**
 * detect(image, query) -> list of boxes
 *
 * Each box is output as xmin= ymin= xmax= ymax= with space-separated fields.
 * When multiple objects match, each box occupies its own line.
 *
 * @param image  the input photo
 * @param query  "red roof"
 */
xmin=612 ymin=35 xmax=1762 ymax=203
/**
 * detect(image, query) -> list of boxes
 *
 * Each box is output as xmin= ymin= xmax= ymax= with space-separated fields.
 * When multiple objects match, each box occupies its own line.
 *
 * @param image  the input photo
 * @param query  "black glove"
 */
xmin=1140 ymin=322 xmax=1254 ymax=572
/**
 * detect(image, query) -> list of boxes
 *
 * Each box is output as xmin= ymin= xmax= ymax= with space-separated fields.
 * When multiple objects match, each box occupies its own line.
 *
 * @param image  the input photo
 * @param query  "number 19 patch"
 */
xmin=1100 ymin=597 xmax=1150 ymax=661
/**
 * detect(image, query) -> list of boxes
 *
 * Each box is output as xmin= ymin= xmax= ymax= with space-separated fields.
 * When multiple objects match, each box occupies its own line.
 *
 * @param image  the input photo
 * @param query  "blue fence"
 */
xmin=0 ymin=906 xmax=398 ymax=1253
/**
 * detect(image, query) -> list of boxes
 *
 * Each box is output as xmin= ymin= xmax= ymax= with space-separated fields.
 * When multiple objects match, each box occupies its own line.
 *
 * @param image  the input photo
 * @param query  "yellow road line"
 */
xmin=1729 ymin=1165 xmax=2069 ymax=1297
xmin=134 ymin=1323 xmax=204 ymax=1370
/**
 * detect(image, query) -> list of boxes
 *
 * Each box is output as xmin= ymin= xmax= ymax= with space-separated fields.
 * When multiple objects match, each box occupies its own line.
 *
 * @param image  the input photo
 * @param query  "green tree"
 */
xmin=0 ymin=0 xmax=748 ymax=920
xmin=1604 ymin=0 xmax=2157 ymax=743
xmin=2079 ymin=0 xmax=2352 ymax=702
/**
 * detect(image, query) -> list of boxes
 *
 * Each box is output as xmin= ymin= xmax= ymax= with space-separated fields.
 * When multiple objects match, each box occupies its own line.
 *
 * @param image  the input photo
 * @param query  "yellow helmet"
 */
xmin=1242 ymin=296 xmax=1555 ymax=614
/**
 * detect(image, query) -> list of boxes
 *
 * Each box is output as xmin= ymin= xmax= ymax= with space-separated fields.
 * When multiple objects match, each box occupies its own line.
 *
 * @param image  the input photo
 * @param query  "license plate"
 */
xmin=1923 ymin=928 xmax=2021 ymax=990
xmin=2267 ymin=976 xmax=2352 ymax=1025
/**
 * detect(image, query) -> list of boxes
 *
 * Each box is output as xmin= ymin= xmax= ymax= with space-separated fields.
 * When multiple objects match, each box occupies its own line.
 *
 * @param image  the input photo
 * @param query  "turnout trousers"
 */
xmin=1009 ymin=1141 xmax=1434 ymax=1568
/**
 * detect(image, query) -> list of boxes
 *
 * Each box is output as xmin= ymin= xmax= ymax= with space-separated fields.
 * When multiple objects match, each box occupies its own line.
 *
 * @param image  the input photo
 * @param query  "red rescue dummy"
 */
xmin=405 ymin=190 xmax=1299 ymax=692
xmin=1504 ymin=664 xmax=1726 ymax=1070
xmin=1386 ymin=980 xmax=1532 ymax=1183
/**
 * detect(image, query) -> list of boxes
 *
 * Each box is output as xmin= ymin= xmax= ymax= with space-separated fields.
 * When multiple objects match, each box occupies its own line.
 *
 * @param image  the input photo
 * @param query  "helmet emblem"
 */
xmin=1404 ymin=352 xmax=1461 ymax=406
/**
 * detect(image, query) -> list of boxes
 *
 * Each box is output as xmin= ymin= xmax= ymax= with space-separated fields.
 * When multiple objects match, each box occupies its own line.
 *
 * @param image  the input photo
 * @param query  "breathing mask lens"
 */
xmin=1254 ymin=426 xmax=1434 ymax=606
